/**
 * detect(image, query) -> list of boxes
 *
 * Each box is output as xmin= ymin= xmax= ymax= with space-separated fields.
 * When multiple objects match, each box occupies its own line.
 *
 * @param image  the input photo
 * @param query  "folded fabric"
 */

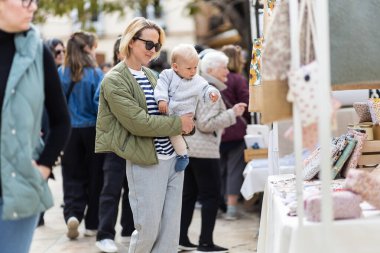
xmin=330 ymin=135 xmax=349 ymax=166
xmin=345 ymin=169 xmax=380 ymax=209
xmin=353 ymin=102 xmax=372 ymax=123
xmin=341 ymin=130 xmax=367 ymax=178
xmin=303 ymin=146 xmax=321 ymax=181
xmin=303 ymin=133 xmax=352 ymax=181
xmin=329 ymin=138 xmax=357 ymax=179
xmin=368 ymin=98 xmax=380 ymax=125
xmin=304 ymin=190 xmax=362 ymax=222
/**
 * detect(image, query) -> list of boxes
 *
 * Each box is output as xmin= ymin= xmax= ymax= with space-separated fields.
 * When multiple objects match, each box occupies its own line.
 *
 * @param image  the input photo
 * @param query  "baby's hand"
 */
xmin=210 ymin=92 xmax=219 ymax=103
xmin=158 ymin=101 xmax=168 ymax=114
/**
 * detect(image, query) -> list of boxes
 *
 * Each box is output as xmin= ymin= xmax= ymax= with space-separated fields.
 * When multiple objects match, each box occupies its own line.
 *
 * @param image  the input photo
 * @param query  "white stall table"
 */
xmin=241 ymin=163 xmax=294 ymax=200
xmin=258 ymin=174 xmax=380 ymax=253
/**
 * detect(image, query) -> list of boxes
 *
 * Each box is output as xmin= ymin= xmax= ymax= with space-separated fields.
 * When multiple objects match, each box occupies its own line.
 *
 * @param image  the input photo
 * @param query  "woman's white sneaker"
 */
xmin=95 ymin=239 xmax=118 ymax=253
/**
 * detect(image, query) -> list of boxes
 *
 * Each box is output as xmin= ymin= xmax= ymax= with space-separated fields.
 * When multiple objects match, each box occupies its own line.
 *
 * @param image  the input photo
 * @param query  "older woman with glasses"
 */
xmin=95 ymin=17 xmax=194 ymax=253
xmin=0 ymin=0 xmax=71 ymax=252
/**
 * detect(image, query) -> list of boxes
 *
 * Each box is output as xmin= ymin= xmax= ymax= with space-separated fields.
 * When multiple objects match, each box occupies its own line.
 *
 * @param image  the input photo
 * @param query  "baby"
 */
xmin=154 ymin=44 xmax=220 ymax=172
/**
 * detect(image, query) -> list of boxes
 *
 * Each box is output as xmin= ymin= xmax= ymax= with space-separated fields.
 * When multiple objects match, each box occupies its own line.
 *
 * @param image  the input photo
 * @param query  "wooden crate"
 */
xmin=244 ymin=148 xmax=268 ymax=162
xmin=357 ymin=140 xmax=380 ymax=168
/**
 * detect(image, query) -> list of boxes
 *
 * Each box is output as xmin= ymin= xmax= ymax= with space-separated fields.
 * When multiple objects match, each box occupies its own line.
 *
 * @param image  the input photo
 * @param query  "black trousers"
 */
xmin=180 ymin=157 xmax=221 ymax=245
xmin=62 ymin=127 xmax=104 ymax=230
xmin=96 ymin=153 xmax=134 ymax=241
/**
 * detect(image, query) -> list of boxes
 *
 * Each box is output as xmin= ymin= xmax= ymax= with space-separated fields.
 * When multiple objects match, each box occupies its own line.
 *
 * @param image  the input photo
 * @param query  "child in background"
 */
xmin=154 ymin=44 xmax=220 ymax=172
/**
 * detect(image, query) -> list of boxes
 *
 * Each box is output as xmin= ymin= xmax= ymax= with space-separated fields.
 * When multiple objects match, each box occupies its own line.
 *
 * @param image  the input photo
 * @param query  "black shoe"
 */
xmin=178 ymin=241 xmax=198 ymax=251
xmin=37 ymin=216 xmax=45 ymax=227
xmin=196 ymin=243 xmax=228 ymax=252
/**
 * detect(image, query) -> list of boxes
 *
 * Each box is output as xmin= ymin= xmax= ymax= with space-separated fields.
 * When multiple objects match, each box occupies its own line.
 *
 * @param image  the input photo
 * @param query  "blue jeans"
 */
xmin=0 ymin=199 xmax=39 ymax=253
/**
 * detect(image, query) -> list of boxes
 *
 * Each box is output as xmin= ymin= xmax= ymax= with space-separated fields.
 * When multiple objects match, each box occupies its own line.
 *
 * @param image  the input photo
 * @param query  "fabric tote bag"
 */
xmin=287 ymin=0 xmax=319 ymax=127
xmin=256 ymin=0 xmax=293 ymax=123
xmin=256 ymin=0 xmax=315 ymax=124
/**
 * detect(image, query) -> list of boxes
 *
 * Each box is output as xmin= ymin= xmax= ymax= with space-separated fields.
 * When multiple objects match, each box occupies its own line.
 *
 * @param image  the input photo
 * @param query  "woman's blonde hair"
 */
xmin=64 ymin=31 xmax=98 ymax=82
xmin=119 ymin=17 xmax=165 ymax=59
xmin=221 ymin=45 xmax=244 ymax=73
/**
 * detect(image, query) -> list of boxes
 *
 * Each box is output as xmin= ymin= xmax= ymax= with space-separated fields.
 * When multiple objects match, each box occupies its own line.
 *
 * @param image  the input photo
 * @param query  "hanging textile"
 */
xmin=249 ymin=38 xmax=263 ymax=87
xmin=249 ymin=0 xmax=293 ymax=123
xmin=330 ymin=0 xmax=380 ymax=89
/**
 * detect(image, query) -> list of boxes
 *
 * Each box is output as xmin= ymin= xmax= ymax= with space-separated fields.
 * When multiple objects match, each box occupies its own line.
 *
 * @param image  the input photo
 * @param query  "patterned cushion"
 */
xmin=304 ymin=190 xmax=362 ymax=222
xmin=345 ymin=169 xmax=380 ymax=209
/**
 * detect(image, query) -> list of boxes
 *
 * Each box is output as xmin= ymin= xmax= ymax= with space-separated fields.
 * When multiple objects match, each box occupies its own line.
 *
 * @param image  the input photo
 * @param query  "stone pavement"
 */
xmin=30 ymin=166 xmax=260 ymax=253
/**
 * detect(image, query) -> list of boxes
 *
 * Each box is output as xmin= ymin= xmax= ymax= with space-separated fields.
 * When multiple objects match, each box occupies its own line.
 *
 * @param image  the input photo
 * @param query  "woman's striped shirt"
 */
xmin=129 ymin=68 xmax=174 ymax=156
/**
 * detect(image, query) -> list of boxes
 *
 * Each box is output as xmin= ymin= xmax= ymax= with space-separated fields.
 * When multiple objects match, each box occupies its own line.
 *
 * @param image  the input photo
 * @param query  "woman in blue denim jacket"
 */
xmin=58 ymin=31 xmax=105 ymax=240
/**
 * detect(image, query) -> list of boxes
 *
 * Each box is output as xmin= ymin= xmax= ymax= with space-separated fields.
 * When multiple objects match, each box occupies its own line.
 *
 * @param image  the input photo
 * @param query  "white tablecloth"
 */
xmin=258 ymin=175 xmax=380 ymax=253
xmin=240 ymin=162 xmax=294 ymax=200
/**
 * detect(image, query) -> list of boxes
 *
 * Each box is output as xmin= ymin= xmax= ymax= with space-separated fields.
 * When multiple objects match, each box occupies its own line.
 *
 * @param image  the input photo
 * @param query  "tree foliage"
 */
xmin=35 ymin=0 xmax=160 ymax=29
xmin=36 ymin=0 xmax=251 ymax=50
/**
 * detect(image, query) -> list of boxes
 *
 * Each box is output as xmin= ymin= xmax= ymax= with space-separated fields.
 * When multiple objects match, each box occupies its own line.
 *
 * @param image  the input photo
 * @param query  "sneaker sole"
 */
xmin=84 ymin=232 xmax=97 ymax=237
xmin=195 ymin=251 xmax=228 ymax=253
xmin=196 ymin=250 xmax=228 ymax=253
xmin=66 ymin=219 xmax=79 ymax=239
xmin=178 ymin=245 xmax=197 ymax=251
xmin=95 ymin=241 xmax=118 ymax=253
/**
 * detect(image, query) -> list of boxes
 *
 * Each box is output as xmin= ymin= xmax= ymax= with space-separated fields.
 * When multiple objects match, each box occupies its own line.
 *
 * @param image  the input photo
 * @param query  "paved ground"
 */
xmin=30 ymin=166 xmax=260 ymax=253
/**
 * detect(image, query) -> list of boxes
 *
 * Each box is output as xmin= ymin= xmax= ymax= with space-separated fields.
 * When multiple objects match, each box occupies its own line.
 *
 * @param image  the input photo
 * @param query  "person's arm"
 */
xmin=195 ymin=98 xmax=236 ymax=133
xmin=154 ymin=69 xmax=171 ymax=103
xmin=36 ymin=45 xmax=71 ymax=179
xmin=92 ymin=67 xmax=104 ymax=113
xmin=203 ymin=84 xmax=220 ymax=103
xmin=155 ymin=70 xmax=172 ymax=114
xmin=102 ymin=73 xmax=182 ymax=137
xmin=197 ymin=76 xmax=220 ymax=103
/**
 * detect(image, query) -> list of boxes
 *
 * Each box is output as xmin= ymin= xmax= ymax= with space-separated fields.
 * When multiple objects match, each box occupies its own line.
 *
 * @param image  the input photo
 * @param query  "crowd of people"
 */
xmin=0 ymin=1 xmax=250 ymax=253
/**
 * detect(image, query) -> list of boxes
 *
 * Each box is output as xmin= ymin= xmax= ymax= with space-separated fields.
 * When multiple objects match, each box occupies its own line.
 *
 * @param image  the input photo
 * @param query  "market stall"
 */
xmin=250 ymin=0 xmax=380 ymax=252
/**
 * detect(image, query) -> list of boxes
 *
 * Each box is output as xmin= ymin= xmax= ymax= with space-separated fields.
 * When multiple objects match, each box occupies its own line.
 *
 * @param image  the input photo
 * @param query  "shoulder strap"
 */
xmin=65 ymin=68 xmax=98 ymax=102
xmin=65 ymin=81 xmax=76 ymax=102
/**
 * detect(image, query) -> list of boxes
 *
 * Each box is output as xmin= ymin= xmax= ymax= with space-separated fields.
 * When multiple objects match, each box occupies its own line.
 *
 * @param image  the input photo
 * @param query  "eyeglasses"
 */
xmin=21 ymin=0 xmax=38 ymax=8
xmin=134 ymin=38 xmax=161 ymax=52
xmin=55 ymin=49 xmax=65 ymax=57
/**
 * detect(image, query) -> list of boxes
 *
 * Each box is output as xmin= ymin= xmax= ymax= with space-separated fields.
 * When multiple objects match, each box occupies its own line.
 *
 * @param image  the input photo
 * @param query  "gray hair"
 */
xmin=199 ymin=51 xmax=229 ymax=74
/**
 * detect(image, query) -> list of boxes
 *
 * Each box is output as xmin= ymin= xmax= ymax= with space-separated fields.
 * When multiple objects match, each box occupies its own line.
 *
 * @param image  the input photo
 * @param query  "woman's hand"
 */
xmin=32 ymin=160 xmax=51 ymax=180
xmin=180 ymin=113 xmax=195 ymax=134
xmin=232 ymin=102 xmax=247 ymax=116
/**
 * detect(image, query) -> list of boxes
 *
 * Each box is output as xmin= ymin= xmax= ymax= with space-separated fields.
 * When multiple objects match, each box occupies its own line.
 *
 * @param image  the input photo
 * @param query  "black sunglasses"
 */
xmin=55 ymin=49 xmax=65 ymax=57
xmin=21 ymin=0 xmax=38 ymax=8
xmin=135 ymin=38 xmax=161 ymax=52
